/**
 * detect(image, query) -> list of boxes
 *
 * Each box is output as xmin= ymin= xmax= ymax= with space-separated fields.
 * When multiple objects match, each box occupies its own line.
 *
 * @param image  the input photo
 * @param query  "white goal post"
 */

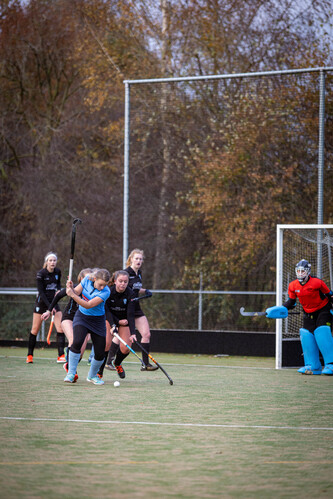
xmin=276 ymin=224 xmax=333 ymax=369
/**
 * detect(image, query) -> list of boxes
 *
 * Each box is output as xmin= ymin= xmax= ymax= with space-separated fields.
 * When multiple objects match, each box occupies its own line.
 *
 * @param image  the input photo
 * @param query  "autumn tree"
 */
xmin=121 ymin=0 xmax=333 ymax=295
xmin=0 ymin=0 xmax=332 ymax=311
xmin=0 ymin=0 xmax=161 ymax=285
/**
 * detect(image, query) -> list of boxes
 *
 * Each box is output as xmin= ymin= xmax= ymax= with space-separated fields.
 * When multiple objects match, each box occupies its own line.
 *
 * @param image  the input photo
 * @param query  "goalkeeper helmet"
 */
xmin=295 ymin=259 xmax=311 ymax=283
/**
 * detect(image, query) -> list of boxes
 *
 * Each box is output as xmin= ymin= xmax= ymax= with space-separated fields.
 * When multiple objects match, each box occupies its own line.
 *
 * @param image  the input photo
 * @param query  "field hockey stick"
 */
xmin=131 ymin=291 xmax=153 ymax=302
xmin=240 ymin=307 xmax=300 ymax=318
xmin=46 ymin=312 xmax=55 ymax=345
xmin=68 ymin=218 xmax=82 ymax=281
xmin=133 ymin=339 xmax=174 ymax=385
xmin=112 ymin=329 xmax=147 ymax=368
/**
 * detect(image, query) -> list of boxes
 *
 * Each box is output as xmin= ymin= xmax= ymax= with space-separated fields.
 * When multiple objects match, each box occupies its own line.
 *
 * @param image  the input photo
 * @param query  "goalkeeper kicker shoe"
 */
xmin=298 ymin=365 xmax=322 ymax=375
xmin=322 ymin=364 xmax=333 ymax=375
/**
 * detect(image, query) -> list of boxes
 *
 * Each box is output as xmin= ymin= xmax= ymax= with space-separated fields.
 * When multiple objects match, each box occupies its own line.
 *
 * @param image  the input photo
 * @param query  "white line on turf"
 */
xmin=1 ymin=416 xmax=332 ymax=431
xmin=0 ymin=355 xmax=275 ymax=370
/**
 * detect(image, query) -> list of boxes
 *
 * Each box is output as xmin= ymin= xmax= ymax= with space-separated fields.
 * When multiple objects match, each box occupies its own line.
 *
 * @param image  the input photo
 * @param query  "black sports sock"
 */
xmin=57 ymin=332 xmax=65 ymax=356
xmin=114 ymin=350 xmax=129 ymax=366
xmin=107 ymin=341 xmax=119 ymax=364
xmin=141 ymin=342 xmax=150 ymax=366
xmin=98 ymin=352 xmax=109 ymax=376
xmin=28 ymin=333 xmax=37 ymax=356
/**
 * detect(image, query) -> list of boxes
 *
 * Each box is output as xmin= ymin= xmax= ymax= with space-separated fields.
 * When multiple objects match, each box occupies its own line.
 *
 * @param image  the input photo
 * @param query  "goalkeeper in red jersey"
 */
xmin=283 ymin=259 xmax=333 ymax=375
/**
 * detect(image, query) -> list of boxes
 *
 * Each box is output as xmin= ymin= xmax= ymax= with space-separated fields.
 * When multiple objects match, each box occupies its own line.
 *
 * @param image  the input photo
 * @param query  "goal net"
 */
xmin=276 ymin=224 xmax=333 ymax=368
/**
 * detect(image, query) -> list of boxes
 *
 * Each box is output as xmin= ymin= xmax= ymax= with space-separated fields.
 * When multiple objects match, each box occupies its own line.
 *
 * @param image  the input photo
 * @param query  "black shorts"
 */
xmin=134 ymin=309 xmax=145 ymax=318
xmin=34 ymin=302 xmax=60 ymax=314
xmin=62 ymin=310 xmax=74 ymax=322
xmin=61 ymin=298 xmax=78 ymax=322
xmin=303 ymin=302 xmax=332 ymax=333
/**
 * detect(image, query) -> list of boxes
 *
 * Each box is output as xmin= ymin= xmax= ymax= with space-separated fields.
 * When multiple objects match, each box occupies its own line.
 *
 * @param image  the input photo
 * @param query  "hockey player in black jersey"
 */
xmin=26 ymin=252 xmax=66 ymax=363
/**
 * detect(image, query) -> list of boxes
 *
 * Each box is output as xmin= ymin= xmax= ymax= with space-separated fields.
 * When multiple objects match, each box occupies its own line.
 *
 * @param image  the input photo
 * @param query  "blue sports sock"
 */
xmin=88 ymin=357 xmax=104 ymax=379
xmin=88 ymin=345 xmax=95 ymax=362
xmin=68 ymin=351 xmax=81 ymax=376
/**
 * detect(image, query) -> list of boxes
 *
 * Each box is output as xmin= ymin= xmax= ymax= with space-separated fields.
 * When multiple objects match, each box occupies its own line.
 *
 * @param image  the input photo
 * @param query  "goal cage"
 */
xmin=276 ymin=224 xmax=333 ymax=369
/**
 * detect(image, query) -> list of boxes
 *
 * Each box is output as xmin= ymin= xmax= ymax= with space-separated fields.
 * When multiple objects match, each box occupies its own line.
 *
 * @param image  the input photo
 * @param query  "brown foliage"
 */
xmin=0 ymin=0 xmax=332 ymax=296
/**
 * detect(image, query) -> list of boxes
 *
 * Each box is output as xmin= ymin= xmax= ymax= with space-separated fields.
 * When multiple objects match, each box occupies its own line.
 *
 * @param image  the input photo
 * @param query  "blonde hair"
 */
xmin=126 ymin=248 xmax=144 ymax=267
xmin=43 ymin=252 xmax=57 ymax=268
xmin=77 ymin=268 xmax=92 ymax=283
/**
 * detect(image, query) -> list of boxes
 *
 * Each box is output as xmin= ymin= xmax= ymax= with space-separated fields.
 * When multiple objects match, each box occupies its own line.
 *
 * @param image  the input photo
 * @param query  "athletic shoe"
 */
xmin=63 ymin=363 xmax=78 ymax=381
xmin=87 ymin=375 xmax=104 ymax=385
xmin=57 ymin=355 xmax=66 ymax=363
xmin=115 ymin=364 xmax=126 ymax=379
xmin=141 ymin=363 xmax=158 ymax=371
xmin=97 ymin=373 xmax=103 ymax=379
xmin=105 ymin=362 xmax=116 ymax=371
xmin=26 ymin=355 xmax=33 ymax=364
xmin=64 ymin=373 xmax=75 ymax=383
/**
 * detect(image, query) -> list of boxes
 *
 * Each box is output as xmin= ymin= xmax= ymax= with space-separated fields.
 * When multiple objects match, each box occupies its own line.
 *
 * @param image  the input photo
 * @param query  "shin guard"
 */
xmin=27 ymin=333 xmax=37 ymax=356
xmin=114 ymin=350 xmax=129 ymax=366
xmin=141 ymin=342 xmax=150 ymax=366
xmin=314 ymin=325 xmax=333 ymax=375
xmin=107 ymin=341 xmax=119 ymax=364
xmin=97 ymin=352 xmax=108 ymax=377
xmin=87 ymin=357 xmax=104 ymax=379
xmin=298 ymin=328 xmax=322 ymax=375
xmin=57 ymin=332 xmax=66 ymax=356
xmin=68 ymin=350 xmax=81 ymax=376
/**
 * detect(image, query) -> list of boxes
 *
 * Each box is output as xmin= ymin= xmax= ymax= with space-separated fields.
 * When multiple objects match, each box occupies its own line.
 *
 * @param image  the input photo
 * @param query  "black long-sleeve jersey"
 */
xmin=124 ymin=266 xmax=143 ymax=297
xmin=124 ymin=266 xmax=145 ymax=315
xmin=105 ymin=285 xmax=136 ymax=335
xmin=48 ymin=287 xmax=79 ymax=321
xmin=35 ymin=267 xmax=62 ymax=308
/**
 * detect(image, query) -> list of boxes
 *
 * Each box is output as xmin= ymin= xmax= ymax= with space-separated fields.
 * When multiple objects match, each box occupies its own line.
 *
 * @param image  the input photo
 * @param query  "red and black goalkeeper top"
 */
xmin=287 ymin=276 xmax=331 ymax=313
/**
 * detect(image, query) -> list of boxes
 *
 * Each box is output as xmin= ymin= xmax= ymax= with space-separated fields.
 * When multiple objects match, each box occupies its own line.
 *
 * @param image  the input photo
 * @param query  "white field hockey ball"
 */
xmin=114 ymin=381 xmax=120 ymax=387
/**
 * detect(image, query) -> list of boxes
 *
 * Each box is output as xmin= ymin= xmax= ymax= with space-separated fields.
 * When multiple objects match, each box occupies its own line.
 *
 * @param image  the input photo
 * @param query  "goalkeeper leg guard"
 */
xmin=298 ymin=328 xmax=322 ymax=375
xmin=314 ymin=325 xmax=333 ymax=375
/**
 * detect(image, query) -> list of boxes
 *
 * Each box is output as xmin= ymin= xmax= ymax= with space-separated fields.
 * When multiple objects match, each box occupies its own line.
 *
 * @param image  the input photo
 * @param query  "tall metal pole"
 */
xmin=317 ymin=70 xmax=325 ymax=278
xmin=198 ymin=272 xmax=203 ymax=330
xmin=123 ymin=82 xmax=130 ymax=268
xmin=275 ymin=225 xmax=283 ymax=369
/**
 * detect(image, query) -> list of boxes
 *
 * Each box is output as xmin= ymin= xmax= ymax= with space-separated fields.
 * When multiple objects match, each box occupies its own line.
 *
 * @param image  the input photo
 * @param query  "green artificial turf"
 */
xmin=0 ymin=347 xmax=332 ymax=498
